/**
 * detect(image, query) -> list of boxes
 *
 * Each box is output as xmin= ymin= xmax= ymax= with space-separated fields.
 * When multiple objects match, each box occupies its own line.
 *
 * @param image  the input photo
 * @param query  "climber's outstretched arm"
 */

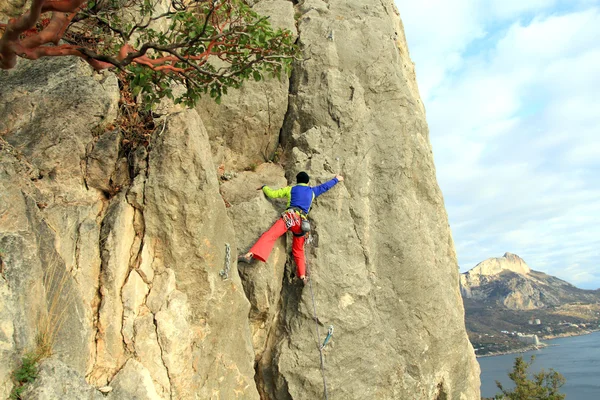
xmin=262 ymin=185 xmax=292 ymax=200
xmin=312 ymin=176 xmax=343 ymax=197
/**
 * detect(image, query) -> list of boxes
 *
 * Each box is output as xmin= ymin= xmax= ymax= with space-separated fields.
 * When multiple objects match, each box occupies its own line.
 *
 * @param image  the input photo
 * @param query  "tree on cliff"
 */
xmin=0 ymin=0 xmax=296 ymax=107
xmin=493 ymin=356 xmax=566 ymax=400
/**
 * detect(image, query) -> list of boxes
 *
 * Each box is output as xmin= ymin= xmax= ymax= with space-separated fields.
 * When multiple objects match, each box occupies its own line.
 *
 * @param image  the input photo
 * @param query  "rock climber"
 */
xmin=238 ymin=171 xmax=344 ymax=283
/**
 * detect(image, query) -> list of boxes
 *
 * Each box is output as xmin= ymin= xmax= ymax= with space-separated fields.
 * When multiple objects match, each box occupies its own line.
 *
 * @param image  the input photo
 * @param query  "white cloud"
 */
xmin=496 ymin=12 xmax=598 ymax=59
xmin=395 ymin=1 xmax=600 ymax=289
xmin=397 ymin=0 xmax=487 ymax=99
xmin=488 ymin=0 xmax=559 ymax=19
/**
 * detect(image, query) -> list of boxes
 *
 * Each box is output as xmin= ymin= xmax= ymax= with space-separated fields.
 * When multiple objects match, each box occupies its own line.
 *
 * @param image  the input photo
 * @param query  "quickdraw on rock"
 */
xmin=320 ymin=325 xmax=334 ymax=350
xmin=219 ymin=243 xmax=231 ymax=280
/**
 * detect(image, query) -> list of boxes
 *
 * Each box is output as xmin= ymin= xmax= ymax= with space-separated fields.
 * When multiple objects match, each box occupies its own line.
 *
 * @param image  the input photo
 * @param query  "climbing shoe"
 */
xmin=237 ymin=253 xmax=253 ymax=264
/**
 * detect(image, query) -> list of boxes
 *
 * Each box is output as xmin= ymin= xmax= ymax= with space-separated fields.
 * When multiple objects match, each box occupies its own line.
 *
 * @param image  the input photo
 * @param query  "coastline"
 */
xmin=541 ymin=328 xmax=599 ymax=341
xmin=475 ymin=329 xmax=600 ymax=358
xmin=476 ymin=343 xmax=548 ymax=358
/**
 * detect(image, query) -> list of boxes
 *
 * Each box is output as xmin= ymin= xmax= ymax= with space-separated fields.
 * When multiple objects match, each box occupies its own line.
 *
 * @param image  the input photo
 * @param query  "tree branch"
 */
xmin=1 ymin=0 xmax=297 ymax=108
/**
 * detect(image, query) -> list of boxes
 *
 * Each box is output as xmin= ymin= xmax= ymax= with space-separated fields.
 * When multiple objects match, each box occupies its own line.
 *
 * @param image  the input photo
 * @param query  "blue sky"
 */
xmin=394 ymin=0 xmax=600 ymax=289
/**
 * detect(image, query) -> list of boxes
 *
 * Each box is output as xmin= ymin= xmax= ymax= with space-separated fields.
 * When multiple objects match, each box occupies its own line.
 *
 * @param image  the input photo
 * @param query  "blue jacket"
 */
xmin=262 ymin=177 xmax=340 ymax=214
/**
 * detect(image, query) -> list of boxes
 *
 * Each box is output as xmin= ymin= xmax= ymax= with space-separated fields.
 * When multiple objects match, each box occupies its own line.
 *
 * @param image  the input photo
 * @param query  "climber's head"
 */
xmin=296 ymin=171 xmax=310 ymax=184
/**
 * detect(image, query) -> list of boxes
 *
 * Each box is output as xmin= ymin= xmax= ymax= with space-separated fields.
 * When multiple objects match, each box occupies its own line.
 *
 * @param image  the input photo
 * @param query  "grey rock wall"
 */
xmin=196 ymin=0 xmax=298 ymax=171
xmin=0 ymin=0 xmax=480 ymax=399
xmin=140 ymin=110 xmax=258 ymax=399
xmin=20 ymin=359 xmax=104 ymax=400
xmin=240 ymin=1 xmax=480 ymax=399
xmin=1 ymin=57 xmax=262 ymax=398
xmin=0 ymin=57 xmax=118 ymax=398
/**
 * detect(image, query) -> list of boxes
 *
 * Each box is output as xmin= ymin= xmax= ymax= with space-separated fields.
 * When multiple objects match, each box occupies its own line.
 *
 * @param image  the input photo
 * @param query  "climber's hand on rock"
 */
xmin=336 ymin=175 xmax=344 ymax=182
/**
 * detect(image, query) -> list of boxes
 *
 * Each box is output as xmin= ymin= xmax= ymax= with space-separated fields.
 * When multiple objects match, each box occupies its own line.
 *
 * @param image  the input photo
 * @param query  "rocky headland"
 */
xmin=461 ymin=253 xmax=600 ymax=356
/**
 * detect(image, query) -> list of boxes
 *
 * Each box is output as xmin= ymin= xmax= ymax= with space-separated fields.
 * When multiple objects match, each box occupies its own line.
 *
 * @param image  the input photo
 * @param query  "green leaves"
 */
xmin=82 ymin=0 xmax=296 ymax=109
xmin=494 ymin=356 xmax=566 ymax=400
xmin=10 ymin=354 xmax=39 ymax=399
xmin=13 ymin=355 xmax=37 ymax=384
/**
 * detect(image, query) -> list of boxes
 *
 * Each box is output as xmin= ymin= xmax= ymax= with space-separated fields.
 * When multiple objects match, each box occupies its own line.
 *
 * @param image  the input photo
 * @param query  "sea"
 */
xmin=478 ymin=331 xmax=600 ymax=399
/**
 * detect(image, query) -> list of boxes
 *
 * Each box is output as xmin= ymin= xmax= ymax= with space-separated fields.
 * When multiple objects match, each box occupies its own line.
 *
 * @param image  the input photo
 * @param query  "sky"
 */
xmin=394 ymin=0 xmax=600 ymax=289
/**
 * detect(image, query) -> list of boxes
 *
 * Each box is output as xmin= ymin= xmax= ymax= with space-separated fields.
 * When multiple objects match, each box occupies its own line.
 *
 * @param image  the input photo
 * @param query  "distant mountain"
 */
xmin=460 ymin=252 xmax=600 ymax=310
xmin=460 ymin=253 xmax=600 ymax=355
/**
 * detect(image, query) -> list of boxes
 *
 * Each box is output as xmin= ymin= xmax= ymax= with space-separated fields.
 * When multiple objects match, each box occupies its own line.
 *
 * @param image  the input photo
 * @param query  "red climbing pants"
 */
xmin=249 ymin=214 xmax=307 ymax=277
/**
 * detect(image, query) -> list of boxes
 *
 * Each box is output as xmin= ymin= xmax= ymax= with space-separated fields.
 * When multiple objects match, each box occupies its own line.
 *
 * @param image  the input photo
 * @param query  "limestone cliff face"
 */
xmin=460 ymin=252 xmax=532 ymax=300
xmin=460 ymin=253 xmax=540 ymax=309
xmin=0 ymin=1 xmax=479 ymax=399
xmin=463 ymin=253 xmax=531 ymax=282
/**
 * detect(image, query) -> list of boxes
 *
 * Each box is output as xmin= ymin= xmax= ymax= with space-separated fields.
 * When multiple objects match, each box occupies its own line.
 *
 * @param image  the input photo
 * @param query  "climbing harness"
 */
xmin=282 ymin=209 xmax=312 ymax=238
xmin=282 ymin=210 xmax=300 ymax=229
xmin=283 ymin=207 xmax=312 ymax=236
xmin=306 ymin=238 xmax=331 ymax=400
xmin=219 ymin=243 xmax=231 ymax=280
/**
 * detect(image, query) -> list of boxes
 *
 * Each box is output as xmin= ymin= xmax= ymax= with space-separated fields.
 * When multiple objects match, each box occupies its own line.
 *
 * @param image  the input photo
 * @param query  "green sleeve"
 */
xmin=262 ymin=185 xmax=292 ymax=202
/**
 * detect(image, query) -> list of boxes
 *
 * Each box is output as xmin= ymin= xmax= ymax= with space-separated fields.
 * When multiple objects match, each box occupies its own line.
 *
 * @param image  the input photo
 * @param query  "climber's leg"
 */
xmin=291 ymin=232 xmax=306 ymax=279
xmin=248 ymin=218 xmax=288 ymax=262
